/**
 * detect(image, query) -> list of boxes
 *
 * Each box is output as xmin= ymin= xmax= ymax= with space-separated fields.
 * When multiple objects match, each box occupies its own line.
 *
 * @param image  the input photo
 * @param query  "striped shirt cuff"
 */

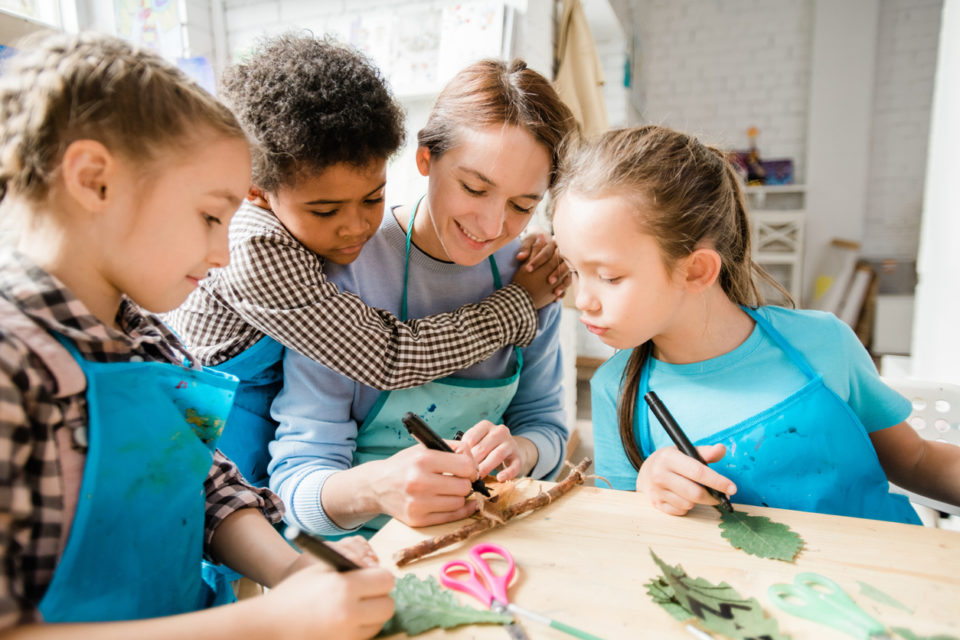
xmin=289 ymin=469 xmax=363 ymax=536
xmin=488 ymin=284 xmax=538 ymax=348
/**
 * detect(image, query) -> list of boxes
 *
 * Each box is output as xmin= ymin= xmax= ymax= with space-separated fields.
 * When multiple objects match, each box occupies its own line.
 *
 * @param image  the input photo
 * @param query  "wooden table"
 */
xmin=371 ymin=481 xmax=960 ymax=639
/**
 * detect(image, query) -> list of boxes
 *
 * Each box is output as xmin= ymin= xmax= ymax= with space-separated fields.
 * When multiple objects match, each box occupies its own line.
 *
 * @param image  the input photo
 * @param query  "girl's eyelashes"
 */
xmin=310 ymin=209 xmax=338 ymax=218
xmin=202 ymin=213 xmax=222 ymax=226
xmin=364 ymin=196 xmax=385 ymax=205
xmin=599 ymin=275 xmax=622 ymax=284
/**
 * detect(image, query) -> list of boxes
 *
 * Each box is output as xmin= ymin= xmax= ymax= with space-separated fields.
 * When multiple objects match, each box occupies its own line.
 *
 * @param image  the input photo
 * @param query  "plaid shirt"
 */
xmin=165 ymin=201 xmax=537 ymax=386
xmin=0 ymin=250 xmax=283 ymax=628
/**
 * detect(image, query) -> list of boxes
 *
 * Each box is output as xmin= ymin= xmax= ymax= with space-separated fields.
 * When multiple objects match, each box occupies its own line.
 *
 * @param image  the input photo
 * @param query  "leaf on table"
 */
xmin=891 ymin=627 xmax=960 ymax=640
xmin=378 ymin=574 xmax=511 ymax=637
xmin=649 ymin=549 xmax=791 ymax=640
xmin=645 ymin=576 xmax=694 ymax=622
xmin=719 ymin=510 xmax=803 ymax=561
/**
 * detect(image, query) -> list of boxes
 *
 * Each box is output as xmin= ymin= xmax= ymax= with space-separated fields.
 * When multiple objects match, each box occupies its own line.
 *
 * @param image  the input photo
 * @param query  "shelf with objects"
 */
xmin=733 ymin=127 xmax=806 ymax=306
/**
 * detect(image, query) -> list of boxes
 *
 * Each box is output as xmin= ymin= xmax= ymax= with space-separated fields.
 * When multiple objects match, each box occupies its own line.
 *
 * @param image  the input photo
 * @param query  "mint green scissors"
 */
xmin=768 ymin=573 xmax=892 ymax=639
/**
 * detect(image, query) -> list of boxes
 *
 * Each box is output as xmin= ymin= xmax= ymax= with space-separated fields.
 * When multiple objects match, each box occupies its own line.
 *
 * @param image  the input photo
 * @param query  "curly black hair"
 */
xmin=220 ymin=33 xmax=405 ymax=192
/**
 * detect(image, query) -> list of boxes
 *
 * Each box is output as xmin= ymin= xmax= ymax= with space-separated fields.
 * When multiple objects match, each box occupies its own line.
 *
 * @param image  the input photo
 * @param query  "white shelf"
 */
xmin=744 ymin=184 xmax=806 ymax=195
xmin=745 ymin=184 xmax=805 ymax=209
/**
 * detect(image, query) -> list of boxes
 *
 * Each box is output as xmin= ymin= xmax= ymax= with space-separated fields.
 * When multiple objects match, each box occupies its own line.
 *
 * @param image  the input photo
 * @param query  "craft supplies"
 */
xmin=401 ymin=411 xmax=492 ymax=498
xmin=440 ymin=542 xmax=605 ymax=640
xmin=285 ymin=526 xmax=360 ymax=572
xmin=644 ymin=391 xmax=734 ymax=512
xmin=768 ymin=573 xmax=892 ymax=639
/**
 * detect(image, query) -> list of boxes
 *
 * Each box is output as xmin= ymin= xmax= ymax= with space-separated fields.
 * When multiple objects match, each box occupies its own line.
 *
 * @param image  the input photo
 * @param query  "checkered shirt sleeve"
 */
xmin=166 ymin=204 xmax=538 ymax=388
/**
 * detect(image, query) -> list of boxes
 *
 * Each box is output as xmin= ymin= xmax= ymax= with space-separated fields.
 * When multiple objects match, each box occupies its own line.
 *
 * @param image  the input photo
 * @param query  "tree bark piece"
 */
xmin=393 ymin=457 xmax=592 ymax=567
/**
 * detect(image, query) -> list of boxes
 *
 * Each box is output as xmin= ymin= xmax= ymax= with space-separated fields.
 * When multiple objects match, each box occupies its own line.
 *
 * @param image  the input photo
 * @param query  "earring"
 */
xmin=99 ymin=185 xmax=106 ymax=199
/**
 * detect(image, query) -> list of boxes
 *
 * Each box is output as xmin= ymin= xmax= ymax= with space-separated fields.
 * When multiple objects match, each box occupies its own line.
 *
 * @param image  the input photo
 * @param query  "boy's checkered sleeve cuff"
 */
xmin=488 ymin=284 xmax=537 ymax=348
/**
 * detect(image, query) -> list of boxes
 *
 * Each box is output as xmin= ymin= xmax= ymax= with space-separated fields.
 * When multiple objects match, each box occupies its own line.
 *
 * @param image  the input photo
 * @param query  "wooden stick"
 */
xmin=393 ymin=457 xmax=592 ymax=567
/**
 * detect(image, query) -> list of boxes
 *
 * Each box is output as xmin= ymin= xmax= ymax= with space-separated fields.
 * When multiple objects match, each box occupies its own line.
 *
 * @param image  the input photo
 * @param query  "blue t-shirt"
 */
xmin=591 ymin=306 xmax=911 ymax=490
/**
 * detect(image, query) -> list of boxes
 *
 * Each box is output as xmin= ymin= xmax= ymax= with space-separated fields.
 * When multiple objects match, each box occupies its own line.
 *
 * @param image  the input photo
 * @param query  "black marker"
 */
xmin=401 ymin=411 xmax=492 ymax=498
xmin=285 ymin=526 xmax=361 ymax=572
xmin=643 ymin=391 xmax=734 ymax=513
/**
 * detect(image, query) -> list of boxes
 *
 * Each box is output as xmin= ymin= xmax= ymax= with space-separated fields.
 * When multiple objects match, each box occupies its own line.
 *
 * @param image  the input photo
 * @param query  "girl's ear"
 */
xmin=60 ymin=140 xmax=114 ymax=213
xmin=415 ymin=147 xmax=432 ymax=177
xmin=680 ymin=247 xmax=723 ymax=293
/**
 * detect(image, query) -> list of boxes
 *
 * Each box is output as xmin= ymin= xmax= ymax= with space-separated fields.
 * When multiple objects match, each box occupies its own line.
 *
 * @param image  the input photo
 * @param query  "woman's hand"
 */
xmin=457 ymin=420 xmax=538 ymax=482
xmin=636 ymin=444 xmax=736 ymax=516
xmin=366 ymin=445 xmax=480 ymax=527
xmin=262 ymin=565 xmax=395 ymax=640
xmin=513 ymin=231 xmax=570 ymax=307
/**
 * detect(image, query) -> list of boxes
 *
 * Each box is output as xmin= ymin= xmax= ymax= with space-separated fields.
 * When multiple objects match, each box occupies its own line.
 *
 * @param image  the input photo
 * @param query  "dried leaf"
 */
xmin=649 ymin=550 xmax=791 ymax=640
xmin=857 ymin=580 xmax=912 ymax=613
xmin=378 ymin=574 xmax=511 ymax=637
xmin=719 ymin=511 xmax=803 ymax=561
xmin=891 ymin=628 xmax=959 ymax=640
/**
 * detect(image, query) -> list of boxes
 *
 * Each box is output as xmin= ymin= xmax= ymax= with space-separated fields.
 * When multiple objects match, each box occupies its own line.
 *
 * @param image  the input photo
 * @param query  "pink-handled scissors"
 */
xmin=440 ymin=543 xmax=604 ymax=640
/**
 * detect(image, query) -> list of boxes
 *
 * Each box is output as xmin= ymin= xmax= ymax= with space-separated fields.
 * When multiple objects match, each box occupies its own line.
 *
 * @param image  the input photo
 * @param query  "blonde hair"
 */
xmin=417 ymin=59 xmax=577 ymax=187
xmin=553 ymin=125 xmax=792 ymax=470
xmin=0 ymin=31 xmax=246 ymax=204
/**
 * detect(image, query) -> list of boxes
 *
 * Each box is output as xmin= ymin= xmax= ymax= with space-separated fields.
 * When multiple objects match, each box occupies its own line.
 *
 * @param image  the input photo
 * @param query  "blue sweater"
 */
xmin=268 ymin=211 xmax=567 ymax=534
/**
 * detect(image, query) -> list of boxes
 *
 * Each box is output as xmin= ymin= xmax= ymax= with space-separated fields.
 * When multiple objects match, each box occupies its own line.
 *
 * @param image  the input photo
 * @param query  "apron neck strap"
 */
xmin=741 ymin=305 xmax=818 ymax=380
xmin=403 ymin=196 xmax=501 ymax=321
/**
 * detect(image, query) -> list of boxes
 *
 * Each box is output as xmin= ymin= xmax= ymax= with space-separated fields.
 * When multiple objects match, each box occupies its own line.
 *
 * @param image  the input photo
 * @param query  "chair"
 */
xmin=880 ymin=377 xmax=960 ymax=517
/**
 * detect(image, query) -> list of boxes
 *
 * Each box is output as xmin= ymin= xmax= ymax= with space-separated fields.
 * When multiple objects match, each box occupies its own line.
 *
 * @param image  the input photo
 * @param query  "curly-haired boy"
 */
xmin=166 ymin=34 xmax=562 ymax=488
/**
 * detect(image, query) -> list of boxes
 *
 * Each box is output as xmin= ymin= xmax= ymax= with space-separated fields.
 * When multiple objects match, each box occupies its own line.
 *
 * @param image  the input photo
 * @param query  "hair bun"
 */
xmin=509 ymin=59 xmax=528 ymax=73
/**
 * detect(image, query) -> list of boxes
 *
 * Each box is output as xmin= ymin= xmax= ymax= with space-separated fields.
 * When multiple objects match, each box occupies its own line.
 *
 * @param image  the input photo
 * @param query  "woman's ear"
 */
xmin=680 ymin=247 xmax=723 ymax=293
xmin=60 ymin=140 xmax=114 ymax=213
xmin=415 ymin=147 xmax=432 ymax=177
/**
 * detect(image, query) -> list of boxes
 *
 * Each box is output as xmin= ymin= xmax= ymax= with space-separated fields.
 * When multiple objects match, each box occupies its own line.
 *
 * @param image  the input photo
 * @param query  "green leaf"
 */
xmin=857 ymin=580 xmax=912 ymax=613
xmin=650 ymin=549 xmax=791 ymax=640
xmin=645 ymin=576 xmax=693 ymax=622
xmin=378 ymin=574 xmax=512 ymax=637
xmin=719 ymin=510 xmax=803 ymax=561
xmin=892 ymin=627 xmax=959 ymax=640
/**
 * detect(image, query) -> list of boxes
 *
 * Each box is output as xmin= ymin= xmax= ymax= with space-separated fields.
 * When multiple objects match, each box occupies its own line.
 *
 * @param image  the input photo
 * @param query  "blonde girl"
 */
xmin=552 ymin=125 xmax=960 ymax=524
xmin=0 ymin=32 xmax=392 ymax=638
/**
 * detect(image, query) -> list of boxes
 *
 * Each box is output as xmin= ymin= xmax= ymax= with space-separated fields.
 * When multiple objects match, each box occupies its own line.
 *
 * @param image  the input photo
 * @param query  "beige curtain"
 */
xmin=554 ymin=0 xmax=609 ymax=138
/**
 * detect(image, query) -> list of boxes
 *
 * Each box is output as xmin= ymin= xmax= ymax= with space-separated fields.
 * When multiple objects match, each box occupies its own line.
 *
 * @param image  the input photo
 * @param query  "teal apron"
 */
xmin=213 ymin=335 xmax=284 ymax=488
xmin=634 ymin=307 xmax=920 ymax=525
xmin=39 ymin=335 xmax=240 ymax=622
xmin=350 ymin=198 xmax=523 ymax=534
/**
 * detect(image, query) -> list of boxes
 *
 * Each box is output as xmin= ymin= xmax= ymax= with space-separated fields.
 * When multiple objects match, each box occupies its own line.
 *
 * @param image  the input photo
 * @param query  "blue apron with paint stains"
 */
xmin=39 ymin=336 xmax=239 ymax=622
xmin=350 ymin=198 xmax=523 ymax=535
xmin=213 ymin=335 xmax=284 ymax=488
xmin=634 ymin=307 xmax=919 ymax=524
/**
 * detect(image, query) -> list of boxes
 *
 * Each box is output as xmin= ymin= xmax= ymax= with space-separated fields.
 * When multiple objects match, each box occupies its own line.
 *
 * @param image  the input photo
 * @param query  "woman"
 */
xmin=268 ymin=59 xmax=577 ymax=537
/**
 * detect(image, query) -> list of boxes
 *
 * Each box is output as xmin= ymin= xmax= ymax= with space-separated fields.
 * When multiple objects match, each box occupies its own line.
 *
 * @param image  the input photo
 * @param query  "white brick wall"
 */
xmin=863 ymin=0 xmax=942 ymax=259
xmin=630 ymin=0 xmax=813 ymax=177
xmin=626 ymin=0 xmax=940 ymax=261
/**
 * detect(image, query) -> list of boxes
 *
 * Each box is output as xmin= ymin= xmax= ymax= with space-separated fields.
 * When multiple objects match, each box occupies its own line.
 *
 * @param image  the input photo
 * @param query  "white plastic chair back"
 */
xmin=881 ymin=377 xmax=960 ymax=516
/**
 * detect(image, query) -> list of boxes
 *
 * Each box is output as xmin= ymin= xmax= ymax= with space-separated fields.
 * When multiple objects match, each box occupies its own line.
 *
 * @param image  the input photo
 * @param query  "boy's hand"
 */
xmin=456 ymin=420 xmax=537 ymax=481
xmin=370 ymin=445 xmax=480 ymax=527
xmin=636 ymin=444 xmax=737 ymax=516
xmin=264 ymin=565 xmax=395 ymax=640
xmin=512 ymin=233 xmax=570 ymax=308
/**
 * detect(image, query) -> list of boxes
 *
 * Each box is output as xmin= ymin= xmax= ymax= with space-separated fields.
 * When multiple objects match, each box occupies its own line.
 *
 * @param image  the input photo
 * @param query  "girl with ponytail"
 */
xmin=552 ymin=125 xmax=960 ymax=524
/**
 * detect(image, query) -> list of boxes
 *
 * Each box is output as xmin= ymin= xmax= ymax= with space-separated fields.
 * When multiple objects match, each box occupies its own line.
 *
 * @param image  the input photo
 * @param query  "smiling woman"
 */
xmin=268 ymin=58 xmax=579 ymax=539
